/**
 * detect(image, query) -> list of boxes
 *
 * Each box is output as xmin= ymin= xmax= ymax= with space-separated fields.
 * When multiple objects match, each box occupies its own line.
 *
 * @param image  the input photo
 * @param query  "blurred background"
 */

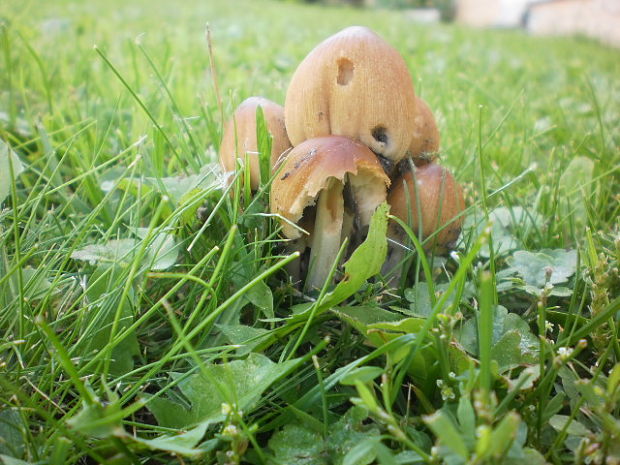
xmin=286 ymin=0 xmax=620 ymax=48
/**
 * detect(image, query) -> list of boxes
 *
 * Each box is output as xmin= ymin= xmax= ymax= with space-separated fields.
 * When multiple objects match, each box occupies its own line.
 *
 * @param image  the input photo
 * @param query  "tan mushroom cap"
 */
xmin=220 ymin=97 xmax=292 ymax=190
xmin=285 ymin=26 xmax=417 ymax=163
xmin=388 ymin=163 xmax=465 ymax=251
xmin=270 ymin=135 xmax=390 ymax=239
xmin=408 ymin=96 xmax=440 ymax=163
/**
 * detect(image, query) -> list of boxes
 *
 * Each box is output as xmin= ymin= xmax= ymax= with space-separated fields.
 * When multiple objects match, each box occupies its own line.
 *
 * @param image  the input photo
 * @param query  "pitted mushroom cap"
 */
xmin=270 ymin=135 xmax=390 ymax=239
xmin=220 ymin=97 xmax=292 ymax=190
xmin=285 ymin=26 xmax=417 ymax=163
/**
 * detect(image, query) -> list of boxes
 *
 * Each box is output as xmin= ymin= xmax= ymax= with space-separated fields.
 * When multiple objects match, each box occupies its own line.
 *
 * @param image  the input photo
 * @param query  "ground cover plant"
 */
xmin=1 ymin=0 xmax=619 ymax=463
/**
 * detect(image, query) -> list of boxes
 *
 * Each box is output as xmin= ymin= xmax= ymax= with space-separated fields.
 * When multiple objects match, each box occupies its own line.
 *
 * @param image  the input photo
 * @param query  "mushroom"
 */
xmin=219 ymin=97 xmax=292 ymax=190
xmin=386 ymin=162 xmax=465 ymax=274
xmin=407 ymin=96 xmax=440 ymax=166
xmin=284 ymin=26 xmax=417 ymax=170
xmin=270 ymin=135 xmax=390 ymax=290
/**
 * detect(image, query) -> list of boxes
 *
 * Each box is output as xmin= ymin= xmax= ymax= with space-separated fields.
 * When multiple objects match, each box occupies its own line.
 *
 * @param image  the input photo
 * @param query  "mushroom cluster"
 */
xmin=219 ymin=26 xmax=465 ymax=290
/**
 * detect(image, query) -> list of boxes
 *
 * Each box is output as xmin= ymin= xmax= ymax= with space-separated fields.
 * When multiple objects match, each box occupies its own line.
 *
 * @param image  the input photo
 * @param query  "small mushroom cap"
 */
xmin=388 ymin=163 xmax=465 ymax=251
xmin=285 ymin=26 xmax=417 ymax=163
xmin=271 ymin=135 xmax=390 ymax=239
xmin=220 ymin=97 xmax=292 ymax=190
xmin=408 ymin=96 xmax=440 ymax=164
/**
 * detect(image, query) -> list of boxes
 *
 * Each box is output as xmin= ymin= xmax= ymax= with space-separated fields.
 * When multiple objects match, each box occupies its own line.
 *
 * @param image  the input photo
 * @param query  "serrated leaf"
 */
xmin=0 ymin=139 xmax=25 ymax=204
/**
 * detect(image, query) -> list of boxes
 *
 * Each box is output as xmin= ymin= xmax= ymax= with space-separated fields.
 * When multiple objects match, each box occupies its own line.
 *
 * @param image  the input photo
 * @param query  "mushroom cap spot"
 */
xmin=219 ymin=96 xmax=292 ymax=190
xmin=285 ymin=26 xmax=417 ymax=162
xmin=408 ymin=96 xmax=440 ymax=162
xmin=270 ymin=135 xmax=390 ymax=239
xmin=388 ymin=163 xmax=465 ymax=251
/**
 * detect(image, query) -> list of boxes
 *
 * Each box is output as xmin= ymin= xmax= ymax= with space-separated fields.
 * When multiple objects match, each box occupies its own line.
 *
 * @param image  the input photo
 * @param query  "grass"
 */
xmin=1 ymin=0 xmax=619 ymax=463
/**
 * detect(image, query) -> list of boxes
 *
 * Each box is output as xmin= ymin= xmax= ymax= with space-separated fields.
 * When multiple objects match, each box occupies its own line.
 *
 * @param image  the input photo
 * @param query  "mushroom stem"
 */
xmin=306 ymin=179 xmax=344 ymax=291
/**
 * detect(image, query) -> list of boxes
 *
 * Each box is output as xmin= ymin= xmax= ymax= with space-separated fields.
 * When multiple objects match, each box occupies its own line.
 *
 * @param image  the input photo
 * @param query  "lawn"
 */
xmin=1 ymin=0 xmax=619 ymax=463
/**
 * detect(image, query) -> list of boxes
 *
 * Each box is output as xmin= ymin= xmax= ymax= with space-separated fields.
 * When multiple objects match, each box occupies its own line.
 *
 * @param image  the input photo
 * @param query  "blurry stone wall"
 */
xmin=526 ymin=0 xmax=620 ymax=47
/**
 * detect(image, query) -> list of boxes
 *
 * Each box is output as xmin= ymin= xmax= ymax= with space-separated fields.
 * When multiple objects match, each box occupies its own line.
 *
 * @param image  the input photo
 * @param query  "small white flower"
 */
xmin=557 ymin=347 xmax=573 ymax=360
xmin=221 ymin=403 xmax=232 ymax=415
xmin=223 ymin=425 xmax=238 ymax=436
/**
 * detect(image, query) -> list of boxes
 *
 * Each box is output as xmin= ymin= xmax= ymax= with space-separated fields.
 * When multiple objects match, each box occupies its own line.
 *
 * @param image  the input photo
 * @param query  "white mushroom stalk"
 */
xmin=270 ymin=136 xmax=389 ymax=291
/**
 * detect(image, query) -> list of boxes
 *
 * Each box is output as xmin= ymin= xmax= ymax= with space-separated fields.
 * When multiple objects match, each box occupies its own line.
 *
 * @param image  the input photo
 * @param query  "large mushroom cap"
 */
xmin=388 ymin=163 xmax=465 ymax=252
xmin=220 ymin=96 xmax=291 ymax=190
xmin=270 ymin=135 xmax=390 ymax=240
xmin=408 ymin=96 xmax=440 ymax=164
xmin=285 ymin=26 xmax=417 ymax=164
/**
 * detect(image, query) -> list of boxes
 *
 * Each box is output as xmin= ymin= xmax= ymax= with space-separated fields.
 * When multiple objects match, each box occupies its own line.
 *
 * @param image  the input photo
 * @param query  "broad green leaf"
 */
xmin=542 ymin=393 xmax=566 ymax=424
xmin=109 ymin=164 xmax=224 ymax=205
xmin=504 ymin=448 xmax=547 ymax=465
xmin=608 ymin=363 xmax=620 ymax=396
xmin=574 ymin=380 xmax=605 ymax=408
xmin=549 ymin=414 xmax=591 ymax=436
xmin=424 ymin=410 xmax=469 ymax=459
xmin=485 ymin=412 xmax=520 ymax=459
xmin=71 ymin=239 xmax=138 ymax=265
xmin=340 ymin=366 xmax=385 ymax=386
xmin=67 ymin=400 xmax=121 ymax=438
xmin=457 ymin=306 xmax=538 ymax=372
xmin=0 ymin=456 xmax=31 ymax=465
xmin=147 ymin=353 xmax=304 ymax=429
xmin=269 ymin=424 xmax=326 ymax=465
xmin=321 ymin=203 xmax=389 ymax=309
xmin=127 ymin=422 xmax=209 ymax=457
xmin=464 ymin=207 xmax=542 ymax=258
xmin=510 ymin=249 xmax=577 ymax=289
xmin=342 ymin=437 xmax=379 ymax=465
xmin=134 ymin=228 xmax=179 ymax=270
xmin=269 ymin=407 xmax=380 ymax=465
xmin=216 ymin=323 xmax=270 ymax=355
xmin=394 ymin=450 xmax=426 ymax=464
xmin=331 ymin=305 xmax=401 ymax=335
xmin=354 ymin=380 xmax=379 ymax=412
xmin=0 ymin=409 xmax=24 ymax=458
xmin=0 ymin=139 xmax=24 ymax=204
xmin=230 ymin=253 xmax=274 ymax=320
xmin=404 ymin=282 xmax=433 ymax=318
xmin=457 ymin=396 xmax=476 ymax=448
